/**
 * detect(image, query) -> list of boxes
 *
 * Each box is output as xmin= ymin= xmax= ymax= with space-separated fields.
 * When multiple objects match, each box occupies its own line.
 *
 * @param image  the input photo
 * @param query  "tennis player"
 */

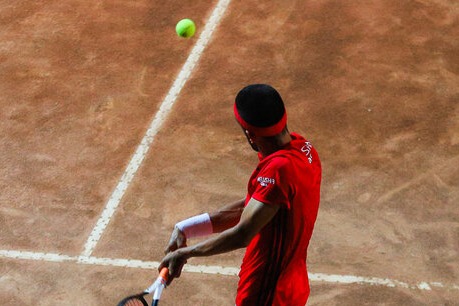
xmin=159 ymin=84 xmax=322 ymax=305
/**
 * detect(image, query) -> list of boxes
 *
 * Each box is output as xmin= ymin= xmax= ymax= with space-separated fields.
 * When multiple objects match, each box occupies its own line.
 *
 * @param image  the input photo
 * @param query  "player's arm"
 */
xmin=164 ymin=198 xmax=245 ymax=254
xmin=192 ymin=198 xmax=279 ymax=255
xmin=209 ymin=198 xmax=245 ymax=233
xmin=159 ymin=198 xmax=279 ymax=281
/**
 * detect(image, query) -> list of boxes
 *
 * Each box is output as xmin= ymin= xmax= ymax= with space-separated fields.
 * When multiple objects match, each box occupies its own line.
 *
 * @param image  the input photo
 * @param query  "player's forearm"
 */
xmin=190 ymin=198 xmax=279 ymax=258
xmin=209 ymin=198 xmax=245 ymax=233
xmin=173 ymin=199 xmax=244 ymax=240
xmin=183 ymin=224 xmax=250 ymax=258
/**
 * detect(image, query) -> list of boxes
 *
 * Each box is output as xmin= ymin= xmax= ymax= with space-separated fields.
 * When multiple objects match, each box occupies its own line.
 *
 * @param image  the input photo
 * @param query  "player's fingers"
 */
xmin=159 ymin=253 xmax=173 ymax=273
xmin=165 ymin=260 xmax=186 ymax=286
xmin=158 ymin=260 xmax=166 ymax=273
xmin=165 ymin=233 xmax=176 ymax=253
xmin=168 ymin=260 xmax=178 ymax=280
xmin=164 ymin=228 xmax=187 ymax=254
xmin=159 ymin=264 xmax=176 ymax=286
xmin=159 ymin=253 xmax=177 ymax=282
xmin=175 ymin=260 xmax=187 ymax=279
xmin=164 ymin=240 xmax=187 ymax=255
xmin=170 ymin=258 xmax=187 ymax=282
xmin=164 ymin=241 xmax=177 ymax=254
xmin=177 ymin=234 xmax=187 ymax=248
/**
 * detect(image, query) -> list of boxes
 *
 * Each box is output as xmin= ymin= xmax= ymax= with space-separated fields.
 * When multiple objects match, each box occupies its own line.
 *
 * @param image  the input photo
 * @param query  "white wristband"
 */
xmin=175 ymin=213 xmax=213 ymax=239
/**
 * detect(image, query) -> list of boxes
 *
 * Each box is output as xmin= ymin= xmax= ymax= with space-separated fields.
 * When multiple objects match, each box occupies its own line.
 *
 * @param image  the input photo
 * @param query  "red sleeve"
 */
xmin=251 ymin=157 xmax=291 ymax=209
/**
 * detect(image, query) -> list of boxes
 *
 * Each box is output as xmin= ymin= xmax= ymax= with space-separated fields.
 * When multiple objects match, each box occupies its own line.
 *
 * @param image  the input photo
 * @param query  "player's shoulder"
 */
xmin=262 ymin=133 xmax=318 ymax=168
xmin=262 ymin=154 xmax=293 ymax=176
xmin=269 ymin=154 xmax=291 ymax=167
xmin=289 ymin=133 xmax=320 ymax=163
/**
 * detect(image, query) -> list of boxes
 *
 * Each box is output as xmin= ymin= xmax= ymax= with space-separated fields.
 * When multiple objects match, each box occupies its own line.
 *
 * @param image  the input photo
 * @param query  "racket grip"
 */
xmin=159 ymin=267 xmax=169 ymax=282
xmin=145 ymin=268 xmax=170 ymax=294
xmin=152 ymin=268 xmax=169 ymax=305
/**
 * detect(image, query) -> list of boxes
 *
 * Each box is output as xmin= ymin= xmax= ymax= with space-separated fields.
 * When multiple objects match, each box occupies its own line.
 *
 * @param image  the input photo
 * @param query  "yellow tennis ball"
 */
xmin=176 ymin=19 xmax=196 ymax=38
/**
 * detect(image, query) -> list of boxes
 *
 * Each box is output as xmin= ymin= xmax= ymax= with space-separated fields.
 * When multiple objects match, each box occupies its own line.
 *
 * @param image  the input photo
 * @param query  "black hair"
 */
xmin=235 ymin=84 xmax=285 ymax=128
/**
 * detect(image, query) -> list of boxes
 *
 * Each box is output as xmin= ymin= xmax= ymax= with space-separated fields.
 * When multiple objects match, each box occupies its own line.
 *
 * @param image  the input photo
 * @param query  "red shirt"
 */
xmin=236 ymin=133 xmax=322 ymax=306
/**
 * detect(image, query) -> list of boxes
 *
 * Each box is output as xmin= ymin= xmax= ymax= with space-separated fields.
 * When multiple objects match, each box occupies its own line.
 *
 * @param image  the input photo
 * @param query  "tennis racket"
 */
xmin=117 ymin=267 xmax=169 ymax=306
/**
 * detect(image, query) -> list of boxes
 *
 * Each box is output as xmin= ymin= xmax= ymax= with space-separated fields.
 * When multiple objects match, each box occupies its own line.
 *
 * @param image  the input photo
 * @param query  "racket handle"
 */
xmin=152 ymin=268 xmax=169 ymax=305
xmin=145 ymin=268 xmax=170 ymax=294
xmin=152 ymin=284 xmax=165 ymax=303
xmin=159 ymin=267 xmax=169 ymax=282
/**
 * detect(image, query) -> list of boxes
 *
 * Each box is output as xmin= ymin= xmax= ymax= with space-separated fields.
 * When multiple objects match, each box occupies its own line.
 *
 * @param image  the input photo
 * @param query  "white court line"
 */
xmin=80 ymin=0 xmax=232 ymax=257
xmin=2 ymin=249 xmax=458 ymax=291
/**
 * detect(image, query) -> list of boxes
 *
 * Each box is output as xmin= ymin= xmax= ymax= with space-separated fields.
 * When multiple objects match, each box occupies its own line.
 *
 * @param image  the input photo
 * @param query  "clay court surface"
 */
xmin=1 ymin=0 xmax=458 ymax=305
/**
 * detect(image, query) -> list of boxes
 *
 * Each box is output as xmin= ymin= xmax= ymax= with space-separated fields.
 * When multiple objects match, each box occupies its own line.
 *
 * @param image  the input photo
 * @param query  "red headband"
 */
xmin=234 ymin=103 xmax=287 ymax=137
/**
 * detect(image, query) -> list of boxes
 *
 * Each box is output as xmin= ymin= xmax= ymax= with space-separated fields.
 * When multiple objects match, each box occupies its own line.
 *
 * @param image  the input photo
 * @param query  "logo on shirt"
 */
xmin=301 ymin=141 xmax=313 ymax=164
xmin=257 ymin=176 xmax=276 ymax=187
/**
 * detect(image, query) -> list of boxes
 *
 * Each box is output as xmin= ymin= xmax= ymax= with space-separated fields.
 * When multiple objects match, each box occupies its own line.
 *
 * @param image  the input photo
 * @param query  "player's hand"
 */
xmin=159 ymin=248 xmax=188 ymax=285
xmin=165 ymin=226 xmax=187 ymax=254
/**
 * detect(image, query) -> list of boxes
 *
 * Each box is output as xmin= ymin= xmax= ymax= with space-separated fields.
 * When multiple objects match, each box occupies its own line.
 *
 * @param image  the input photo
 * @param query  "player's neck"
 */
xmin=257 ymin=131 xmax=292 ymax=157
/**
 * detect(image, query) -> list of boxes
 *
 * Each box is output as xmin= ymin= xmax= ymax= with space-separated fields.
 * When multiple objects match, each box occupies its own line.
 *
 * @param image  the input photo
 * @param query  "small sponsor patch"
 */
xmin=257 ymin=176 xmax=276 ymax=187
